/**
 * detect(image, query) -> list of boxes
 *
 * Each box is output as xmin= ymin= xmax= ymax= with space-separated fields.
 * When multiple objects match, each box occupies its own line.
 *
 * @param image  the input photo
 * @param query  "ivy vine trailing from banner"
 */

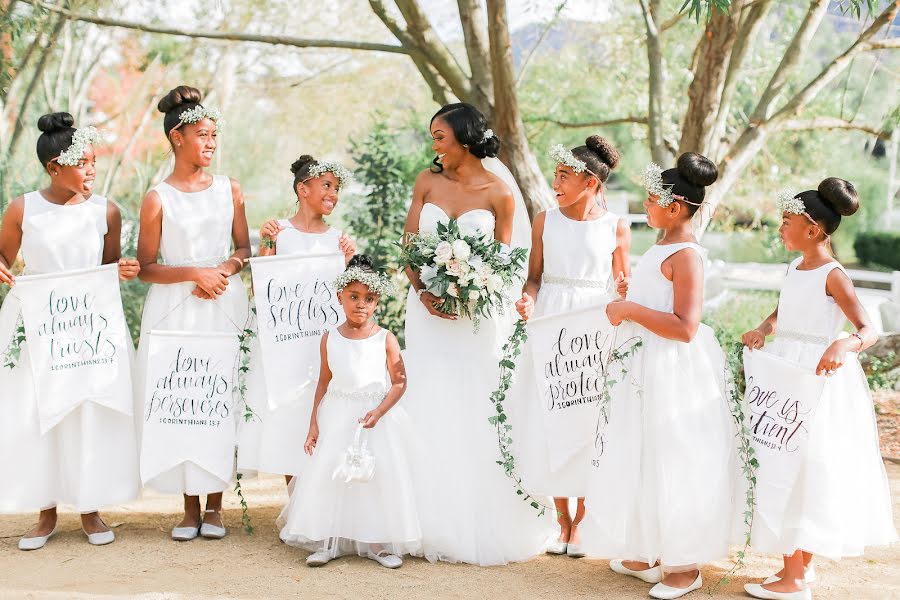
xmin=232 ymin=311 xmax=258 ymax=535
xmin=489 ymin=318 xmax=643 ymax=517
xmin=711 ymin=342 xmax=759 ymax=593
xmin=2 ymin=312 xmax=25 ymax=369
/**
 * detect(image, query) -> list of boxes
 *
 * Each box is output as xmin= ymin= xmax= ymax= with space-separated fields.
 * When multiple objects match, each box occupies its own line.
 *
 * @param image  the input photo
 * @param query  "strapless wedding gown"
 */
xmin=404 ymin=203 xmax=551 ymax=566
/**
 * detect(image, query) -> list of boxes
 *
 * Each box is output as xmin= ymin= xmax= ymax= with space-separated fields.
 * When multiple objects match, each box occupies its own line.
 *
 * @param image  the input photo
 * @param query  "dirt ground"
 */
xmin=1 ymin=461 xmax=898 ymax=600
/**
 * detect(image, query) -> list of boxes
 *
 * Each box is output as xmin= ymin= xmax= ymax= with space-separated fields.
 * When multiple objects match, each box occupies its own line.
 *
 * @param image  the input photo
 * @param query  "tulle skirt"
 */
xmin=236 ymin=336 xmax=311 ymax=478
xmin=134 ymin=278 xmax=250 ymax=496
xmin=403 ymin=288 xmax=552 ymax=565
xmin=0 ymin=293 xmax=140 ymax=514
xmin=277 ymin=391 xmax=421 ymax=557
xmin=749 ymin=338 xmax=897 ymax=559
xmin=581 ymin=323 xmax=739 ymax=568
xmin=513 ymin=283 xmax=611 ymax=498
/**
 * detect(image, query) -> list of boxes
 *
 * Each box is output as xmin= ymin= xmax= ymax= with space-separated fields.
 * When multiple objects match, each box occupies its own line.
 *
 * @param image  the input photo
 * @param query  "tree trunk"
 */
xmin=678 ymin=4 xmax=739 ymax=156
xmin=639 ymin=0 xmax=671 ymax=165
xmin=457 ymin=0 xmax=493 ymax=117
xmin=486 ymin=0 xmax=552 ymax=218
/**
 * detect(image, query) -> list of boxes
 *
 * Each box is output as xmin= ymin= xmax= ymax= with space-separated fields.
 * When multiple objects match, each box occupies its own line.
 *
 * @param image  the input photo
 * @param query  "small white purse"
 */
xmin=332 ymin=423 xmax=376 ymax=484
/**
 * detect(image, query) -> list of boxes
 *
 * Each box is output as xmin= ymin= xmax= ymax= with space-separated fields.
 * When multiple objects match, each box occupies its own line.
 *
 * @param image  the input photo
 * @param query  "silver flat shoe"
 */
xmin=171 ymin=525 xmax=200 ymax=541
xmin=199 ymin=509 xmax=226 ymax=539
xmin=566 ymin=543 xmax=585 ymax=558
xmin=18 ymin=527 xmax=57 ymax=551
xmin=649 ymin=573 xmax=702 ymax=599
xmin=545 ymin=539 xmax=568 ymax=555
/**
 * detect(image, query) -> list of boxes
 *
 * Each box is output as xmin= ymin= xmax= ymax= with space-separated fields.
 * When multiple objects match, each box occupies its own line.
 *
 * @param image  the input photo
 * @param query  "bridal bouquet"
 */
xmin=399 ymin=219 xmax=528 ymax=331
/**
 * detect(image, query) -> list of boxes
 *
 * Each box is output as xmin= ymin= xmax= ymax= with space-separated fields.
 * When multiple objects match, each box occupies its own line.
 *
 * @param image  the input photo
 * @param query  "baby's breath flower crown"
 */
xmin=177 ymin=105 xmax=222 ymax=129
xmin=54 ymin=126 xmax=101 ymax=166
xmin=775 ymin=188 xmax=805 ymax=216
xmin=549 ymin=143 xmax=589 ymax=175
xmin=334 ymin=267 xmax=396 ymax=296
xmin=641 ymin=162 xmax=679 ymax=208
xmin=306 ymin=160 xmax=353 ymax=189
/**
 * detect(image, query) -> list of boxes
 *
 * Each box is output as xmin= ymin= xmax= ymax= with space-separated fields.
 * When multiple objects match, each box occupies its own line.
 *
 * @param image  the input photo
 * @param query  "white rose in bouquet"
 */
xmin=451 ymin=239 xmax=471 ymax=261
xmin=486 ymin=274 xmax=504 ymax=294
xmin=446 ymin=259 xmax=462 ymax=278
xmin=447 ymin=282 xmax=460 ymax=298
xmin=434 ymin=241 xmax=453 ymax=265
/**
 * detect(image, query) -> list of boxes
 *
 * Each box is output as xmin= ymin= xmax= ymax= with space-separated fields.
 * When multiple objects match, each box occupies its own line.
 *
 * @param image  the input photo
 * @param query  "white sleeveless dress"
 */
xmin=404 ymin=203 xmax=551 ymax=566
xmin=0 ymin=191 xmax=140 ymax=513
xmin=581 ymin=242 xmax=738 ymax=568
xmin=135 ymin=176 xmax=251 ymax=495
xmin=515 ymin=208 xmax=620 ymax=497
xmin=278 ymin=327 xmax=421 ymax=557
xmin=238 ymin=224 xmax=344 ymax=477
xmin=749 ymin=258 xmax=897 ymax=559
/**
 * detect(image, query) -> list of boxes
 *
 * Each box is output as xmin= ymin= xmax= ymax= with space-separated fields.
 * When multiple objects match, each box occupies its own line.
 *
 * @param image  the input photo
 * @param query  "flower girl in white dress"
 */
xmin=0 ymin=113 xmax=141 ymax=550
xmin=278 ymin=256 xmax=421 ymax=569
xmin=740 ymin=180 xmax=897 ymax=600
xmin=237 ymin=155 xmax=356 ymax=484
xmin=513 ymin=135 xmax=630 ymax=557
xmin=581 ymin=153 xmax=737 ymax=600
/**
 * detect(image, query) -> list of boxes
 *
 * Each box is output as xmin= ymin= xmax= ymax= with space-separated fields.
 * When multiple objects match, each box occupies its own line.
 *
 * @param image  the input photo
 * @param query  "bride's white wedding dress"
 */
xmin=404 ymin=201 xmax=551 ymax=566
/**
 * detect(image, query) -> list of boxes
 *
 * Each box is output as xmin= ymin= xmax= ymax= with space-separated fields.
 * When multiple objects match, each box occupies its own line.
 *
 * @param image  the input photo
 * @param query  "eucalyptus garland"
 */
xmin=234 ymin=473 xmax=254 ymax=535
xmin=2 ymin=312 xmax=25 ymax=369
xmin=712 ymin=342 xmax=759 ymax=592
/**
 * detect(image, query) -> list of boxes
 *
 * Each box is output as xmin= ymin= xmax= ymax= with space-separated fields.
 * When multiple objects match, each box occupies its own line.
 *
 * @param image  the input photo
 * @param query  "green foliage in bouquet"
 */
xmin=398 ymin=218 xmax=527 ymax=332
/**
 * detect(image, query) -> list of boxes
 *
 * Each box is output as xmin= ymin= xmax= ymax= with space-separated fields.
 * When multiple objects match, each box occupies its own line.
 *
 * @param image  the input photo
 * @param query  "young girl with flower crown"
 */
xmin=512 ymin=135 xmax=630 ymax=558
xmin=580 ymin=153 xmax=737 ymax=600
xmin=278 ymin=255 xmax=421 ymax=570
xmin=740 ymin=180 xmax=897 ymax=600
xmin=0 ymin=112 xmax=141 ymax=550
xmin=237 ymin=156 xmax=356 ymax=485
xmin=135 ymin=85 xmax=253 ymax=541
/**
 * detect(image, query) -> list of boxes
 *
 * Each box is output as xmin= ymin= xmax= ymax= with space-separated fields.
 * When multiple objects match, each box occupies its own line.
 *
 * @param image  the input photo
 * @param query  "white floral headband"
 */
xmin=641 ymin=162 xmax=702 ymax=208
xmin=334 ymin=267 xmax=395 ymax=295
xmin=173 ymin=105 xmax=222 ymax=131
xmin=305 ymin=160 xmax=353 ymax=189
xmin=550 ymin=143 xmax=594 ymax=176
xmin=776 ymin=188 xmax=819 ymax=227
xmin=52 ymin=126 xmax=101 ymax=166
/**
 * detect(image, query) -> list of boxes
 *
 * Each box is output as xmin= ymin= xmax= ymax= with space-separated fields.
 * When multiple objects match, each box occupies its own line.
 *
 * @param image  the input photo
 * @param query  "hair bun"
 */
xmin=818 ymin=177 xmax=859 ymax=217
xmin=585 ymin=135 xmax=620 ymax=169
xmin=158 ymin=85 xmax=203 ymax=114
xmin=291 ymin=155 xmax=316 ymax=175
xmin=347 ymin=254 xmax=375 ymax=271
xmin=37 ymin=112 xmax=75 ymax=133
xmin=676 ymin=152 xmax=718 ymax=187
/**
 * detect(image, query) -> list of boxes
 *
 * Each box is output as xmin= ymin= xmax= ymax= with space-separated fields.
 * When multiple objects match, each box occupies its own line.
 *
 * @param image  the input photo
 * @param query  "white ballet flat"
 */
xmin=366 ymin=550 xmax=403 ymax=569
xmin=609 ymin=559 xmax=663 ymax=583
xmin=545 ymin=540 xmax=568 ymax=555
xmin=18 ymin=527 xmax=57 ymax=551
xmin=199 ymin=510 xmax=226 ymax=539
xmin=306 ymin=549 xmax=335 ymax=567
xmin=171 ymin=526 xmax=200 ymax=541
xmin=649 ymin=573 xmax=702 ymax=599
xmin=764 ymin=564 xmax=816 ymax=585
xmin=566 ymin=543 xmax=585 ymax=558
xmin=744 ymin=583 xmax=811 ymax=600
xmin=83 ymin=528 xmax=115 ymax=546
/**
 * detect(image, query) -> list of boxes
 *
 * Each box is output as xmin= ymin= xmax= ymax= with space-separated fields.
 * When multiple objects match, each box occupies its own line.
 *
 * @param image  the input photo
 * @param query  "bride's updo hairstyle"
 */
xmin=158 ymin=85 xmax=204 ymax=139
xmin=36 ymin=112 xmax=76 ymax=166
xmin=430 ymin=103 xmax=500 ymax=172
xmin=796 ymin=178 xmax=859 ymax=235
xmin=661 ymin=152 xmax=719 ymax=216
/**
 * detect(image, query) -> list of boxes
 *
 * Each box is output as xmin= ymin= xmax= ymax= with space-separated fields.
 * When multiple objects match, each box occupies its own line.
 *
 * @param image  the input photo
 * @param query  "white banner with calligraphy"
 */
xmin=140 ymin=330 xmax=240 ymax=485
xmin=250 ymin=252 xmax=344 ymax=411
xmin=14 ymin=264 xmax=133 ymax=433
xmin=743 ymin=347 xmax=826 ymax=535
xmin=527 ymin=303 xmax=621 ymax=470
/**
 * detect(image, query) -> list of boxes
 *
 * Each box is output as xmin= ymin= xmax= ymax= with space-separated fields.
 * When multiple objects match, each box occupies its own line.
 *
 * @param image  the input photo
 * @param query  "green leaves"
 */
xmin=234 ymin=473 xmax=254 ymax=536
xmin=679 ymin=0 xmax=731 ymax=24
xmin=2 ymin=312 xmax=25 ymax=369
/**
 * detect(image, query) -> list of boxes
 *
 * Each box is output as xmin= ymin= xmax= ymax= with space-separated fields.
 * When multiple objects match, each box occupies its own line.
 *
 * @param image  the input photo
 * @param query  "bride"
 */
xmin=403 ymin=103 xmax=550 ymax=565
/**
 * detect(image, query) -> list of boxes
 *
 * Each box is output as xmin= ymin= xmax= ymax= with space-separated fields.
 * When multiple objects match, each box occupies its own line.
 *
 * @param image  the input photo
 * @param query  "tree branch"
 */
xmin=777 ymin=116 xmax=890 ymax=139
xmin=525 ymin=115 xmax=648 ymax=128
xmin=457 ymin=0 xmax=492 ymax=112
xmin=18 ymin=0 xmax=409 ymax=54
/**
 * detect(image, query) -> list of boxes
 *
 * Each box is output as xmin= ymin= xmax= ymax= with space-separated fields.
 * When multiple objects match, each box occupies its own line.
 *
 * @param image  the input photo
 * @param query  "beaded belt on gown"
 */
xmin=542 ymin=273 xmax=609 ymax=290
xmin=327 ymin=388 xmax=388 ymax=403
xmin=163 ymin=255 xmax=230 ymax=268
xmin=776 ymin=329 xmax=830 ymax=345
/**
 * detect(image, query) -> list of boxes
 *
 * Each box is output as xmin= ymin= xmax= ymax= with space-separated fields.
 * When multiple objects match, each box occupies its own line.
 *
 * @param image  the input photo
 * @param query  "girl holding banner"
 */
xmin=740 ymin=180 xmax=897 ymax=600
xmin=0 ymin=113 xmax=141 ymax=550
xmin=135 ymin=85 xmax=253 ymax=541
xmin=512 ymin=135 xmax=630 ymax=557
xmin=237 ymin=155 xmax=356 ymax=484
xmin=580 ymin=153 xmax=737 ymax=599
